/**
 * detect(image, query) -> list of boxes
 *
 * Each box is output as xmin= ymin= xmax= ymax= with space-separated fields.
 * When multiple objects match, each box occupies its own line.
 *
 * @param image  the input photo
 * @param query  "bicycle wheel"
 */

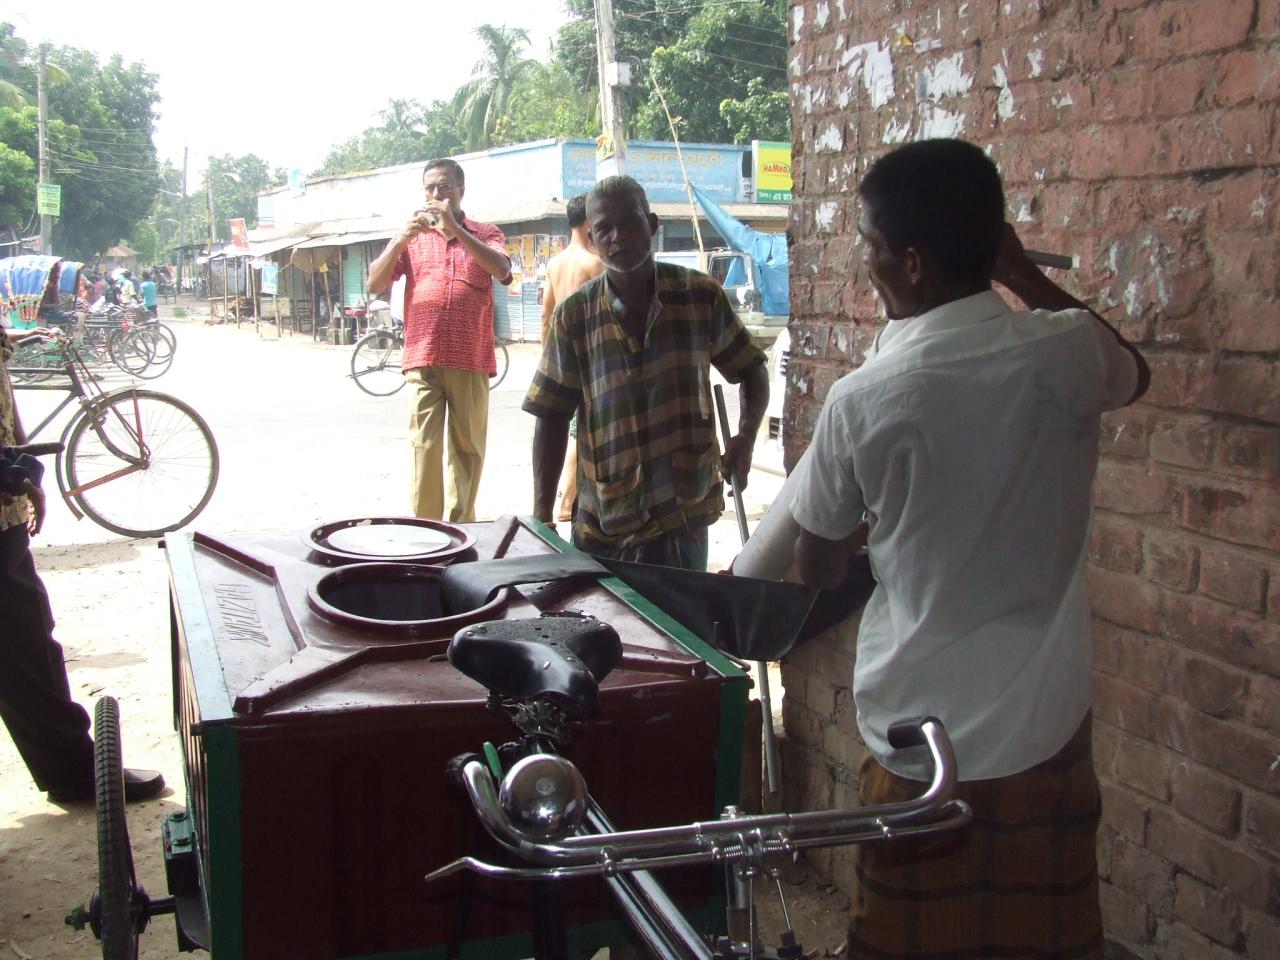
xmin=65 ymin=390 xmax=219 ymax=538
xmin=489 ymin=337 xmax=510 ymax=391
xmin=7 ymin=338 xmax=61 ymax=383
xmin=108 ymin=330 xmax=153 ymax=377
xmin=126 ymin=326 xmax=175 ymax=380
xmin=93 ymin=696 xmax=141 ymax=960
xmin=350 ymin=330 xmax=405 ymax=396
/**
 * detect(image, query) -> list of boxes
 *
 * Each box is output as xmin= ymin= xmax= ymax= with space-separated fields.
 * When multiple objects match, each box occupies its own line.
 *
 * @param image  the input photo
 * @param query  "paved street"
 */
xmin=0 ymin=306 xmax=792 ymax=959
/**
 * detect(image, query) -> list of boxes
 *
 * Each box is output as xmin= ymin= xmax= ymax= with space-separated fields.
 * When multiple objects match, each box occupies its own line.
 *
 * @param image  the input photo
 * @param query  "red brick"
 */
xmin=1174 ymin=872 xmax=1244 ymax=949
xmin=1169 ymin=109 xmax=1271 ymax=175
xmin=1093 ymin=620 xmax=1178 ymax=693
xmin=1170 ymin=758 xmax=1244 ymax=837
xmin=1149 ymin=806 xmax=1280 ymax=913
xmin=1219 ymin=296 xmax=1280 ymax=353
xmin=1100 ymin=880 xmax=1156 ymax=946
xmin=1150 ymin=417 xmax=1215 ymax=470
xmin=1208 ymin=168 xmax=1278 ymax=230
xmin=1115 ymin=735 xmax=1172 ymax=801
xmin=1090 ymin=517 xmax=1145 ymax=573
xmin=1094 ymin=673 xmax=1160 ymax=740
xmin=1244 ymin=794 xmax=1280 ymax=862
xmin=1148 ymin=55 xmax=1215 ymax=116
xmin=1100 ymin=777 xmax=1151 ymax=844
xmin=1211 ymin=232 xmax=1280 ymax=299
xmin=1270 ymin=574 xmax=1280 ymax=623
xmin=1217 ymin=425 xmax=1280 ymax=480
xmin=1178 ymin=478 xmax=1280 ymax=551
xmin=1215 ymin=48 xmax=1280 ymax=106
xmin=1154 ymin=699 xmax=1280 ymax=795
xmin=1092 ymin=65 xmax=1154 ymax=122
xmin=1245 ymin=673 xmax=1280 ymax=737
xmin=1142 ymin=352 xmax=1209 ymax=410
xmin=1110 ymin=833 xmax=1176 ymax=916
xmin=1144 ymin=532 xmax=1200 ymax=592
xmin=1090 ymin=567 xmax=1163 ymax=633
xmin=1162 ymin=591 xmax=1280 ymax=678
xmin=1095 ymin=461 xmax=1176 ymax=517
xmin=1179 ymin=655 xmax=1251 ymax=721
xmin=1155 ymin=921 xmax=1246 ymax=960
xmin=1099 ymin=406 xmax=1154 ymax=460
xmin=1132 ymin=0 xmax=1256 ymax=59
xmin=1244 ymin=907 xmax=1280 ymax=960
xmin=1200 ymin=545 xmax=1268 ymax=612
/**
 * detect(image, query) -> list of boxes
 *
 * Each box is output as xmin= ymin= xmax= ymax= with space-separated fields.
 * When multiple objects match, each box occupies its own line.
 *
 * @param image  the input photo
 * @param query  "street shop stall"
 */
xmin=76 ymin=516 xmax=750 ymax=959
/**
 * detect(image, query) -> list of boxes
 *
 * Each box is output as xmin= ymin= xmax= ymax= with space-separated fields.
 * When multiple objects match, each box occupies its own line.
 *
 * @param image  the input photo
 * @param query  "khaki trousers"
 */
xmin=406 ymin=367 xmax=489 ymax=522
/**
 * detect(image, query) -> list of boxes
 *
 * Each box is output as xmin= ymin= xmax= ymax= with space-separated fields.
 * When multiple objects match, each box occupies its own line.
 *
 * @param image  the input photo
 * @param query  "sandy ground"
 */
xmin=0 ymin=305 xmax=849 ymax=959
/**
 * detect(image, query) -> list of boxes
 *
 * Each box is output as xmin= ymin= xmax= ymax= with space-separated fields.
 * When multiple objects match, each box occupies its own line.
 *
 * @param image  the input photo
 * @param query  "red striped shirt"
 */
xmin=394 ymin=216 xmax=510 ymax=373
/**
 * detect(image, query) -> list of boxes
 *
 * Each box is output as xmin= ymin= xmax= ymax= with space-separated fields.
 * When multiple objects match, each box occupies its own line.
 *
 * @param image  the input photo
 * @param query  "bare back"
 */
xmin=542 ymin=243 xmax=605 ymax=341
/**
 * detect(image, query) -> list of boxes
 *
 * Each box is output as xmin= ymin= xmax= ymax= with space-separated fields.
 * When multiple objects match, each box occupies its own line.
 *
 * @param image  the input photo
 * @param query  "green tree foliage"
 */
xmin=552 ymin=0 xmax=788 ymax=145
xmin=314 ymin=99 xmax=462 ymax=177
xmin=452 ymin=25 xmax=538 ymax=151
xmin=0 ymin=23 xmax=164 ymax=260
xmin=200 ymin=154 xmax=281 ymax=242
xmin=719 ymin=77 xmax=791 ymax=145
xmin=491 ymin=62 xmax=596 ymax=146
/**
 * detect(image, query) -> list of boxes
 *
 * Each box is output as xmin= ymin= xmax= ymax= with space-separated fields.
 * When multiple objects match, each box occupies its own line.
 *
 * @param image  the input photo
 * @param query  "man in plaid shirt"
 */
xmin=368 ymin=159 xmax=512 ymax=521
xmin=524 ymin=176 xmax=769 ymax=570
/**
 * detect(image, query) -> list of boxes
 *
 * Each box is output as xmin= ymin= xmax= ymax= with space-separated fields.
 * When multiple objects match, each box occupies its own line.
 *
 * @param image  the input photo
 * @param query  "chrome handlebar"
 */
xmin=427 ymin=717 xmax=971 ymax=884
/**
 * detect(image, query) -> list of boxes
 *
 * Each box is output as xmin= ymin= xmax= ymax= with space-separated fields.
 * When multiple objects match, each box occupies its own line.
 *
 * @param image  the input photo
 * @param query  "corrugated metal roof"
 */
xmin=293 ymin=229 xmax=395 ymax=249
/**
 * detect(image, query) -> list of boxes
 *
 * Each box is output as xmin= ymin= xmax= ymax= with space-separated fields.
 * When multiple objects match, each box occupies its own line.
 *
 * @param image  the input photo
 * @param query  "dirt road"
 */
xmin=0 ymin=309 xmax=847 ymax=959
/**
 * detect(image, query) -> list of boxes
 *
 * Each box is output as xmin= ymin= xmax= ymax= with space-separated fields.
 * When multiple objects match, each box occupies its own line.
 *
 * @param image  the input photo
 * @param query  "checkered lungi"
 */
xmin=848 ymin=712 xmax=1103 ymax=960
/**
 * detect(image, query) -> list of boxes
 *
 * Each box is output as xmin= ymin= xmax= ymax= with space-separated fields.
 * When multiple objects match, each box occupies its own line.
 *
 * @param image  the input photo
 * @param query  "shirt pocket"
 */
xmin=588 ymin=453 xmax=647 ymax=536
xmin=459 ymin=255 xmax=492 ymax=291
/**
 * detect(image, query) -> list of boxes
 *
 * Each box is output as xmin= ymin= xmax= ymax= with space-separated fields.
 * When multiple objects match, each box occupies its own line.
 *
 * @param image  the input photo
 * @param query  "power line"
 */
xmin=618 ymin=11 xmax=787 ymax=51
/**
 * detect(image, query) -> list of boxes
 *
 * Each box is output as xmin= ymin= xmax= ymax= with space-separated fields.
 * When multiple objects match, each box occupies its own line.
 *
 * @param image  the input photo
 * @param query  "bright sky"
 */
xmin=7 ymin=0 xmax=572 ymax=182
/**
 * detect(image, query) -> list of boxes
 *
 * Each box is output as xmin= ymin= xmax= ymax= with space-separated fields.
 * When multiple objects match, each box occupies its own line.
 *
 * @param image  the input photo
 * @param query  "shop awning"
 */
xmin=207 ymin=235 xmax=310 ymax=260
xmin=293 ymin=229 xmax=395 ymax=249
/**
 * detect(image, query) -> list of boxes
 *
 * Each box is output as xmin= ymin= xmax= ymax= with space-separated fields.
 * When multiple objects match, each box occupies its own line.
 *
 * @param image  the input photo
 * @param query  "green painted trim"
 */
xmin=519 ymin=517 xmax=748 ymax=680
xmin=164 ymin=533 xmax=234 ymax=722
xmin=202 ymin=725 xmax=244 ymax=959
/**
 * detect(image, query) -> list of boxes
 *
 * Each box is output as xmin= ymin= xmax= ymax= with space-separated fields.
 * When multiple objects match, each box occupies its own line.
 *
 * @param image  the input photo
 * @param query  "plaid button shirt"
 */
xmin=523 ymin=261 xmax=766 ymax=553
xmin=393 ymin=215 xmax=510 ymax=374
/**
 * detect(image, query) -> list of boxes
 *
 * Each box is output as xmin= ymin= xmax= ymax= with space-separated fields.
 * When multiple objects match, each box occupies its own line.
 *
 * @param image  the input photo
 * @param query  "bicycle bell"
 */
xmin=498 ymin=753 xmax=588 ymax=840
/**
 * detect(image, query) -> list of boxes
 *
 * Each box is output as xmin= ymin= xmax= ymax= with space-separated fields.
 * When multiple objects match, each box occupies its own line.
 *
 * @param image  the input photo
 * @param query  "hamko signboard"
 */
xmin=37 ymin=182 xmax=61 ymax=217
xmin=752 ymin=141 xmax=792 ymax=204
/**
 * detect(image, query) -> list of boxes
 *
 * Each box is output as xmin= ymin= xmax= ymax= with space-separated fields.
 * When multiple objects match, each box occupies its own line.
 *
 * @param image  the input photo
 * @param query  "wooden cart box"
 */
xmin=164 ymin=520 xmax=748 ymax=960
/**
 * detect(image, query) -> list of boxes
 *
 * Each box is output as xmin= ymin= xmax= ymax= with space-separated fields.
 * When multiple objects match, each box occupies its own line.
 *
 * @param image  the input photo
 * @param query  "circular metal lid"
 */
xmin=305 ymin=517 xmax=475 ymax=566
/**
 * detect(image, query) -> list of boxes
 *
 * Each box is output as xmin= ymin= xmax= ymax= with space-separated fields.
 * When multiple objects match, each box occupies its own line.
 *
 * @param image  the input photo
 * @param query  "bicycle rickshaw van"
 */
xmin=142 ymin=517 xmax=751 ymax=960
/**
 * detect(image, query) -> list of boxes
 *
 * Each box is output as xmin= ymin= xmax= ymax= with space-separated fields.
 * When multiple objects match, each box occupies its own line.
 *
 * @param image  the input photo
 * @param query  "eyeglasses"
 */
xmin=424 ymin=181 xmax=457 ymax=197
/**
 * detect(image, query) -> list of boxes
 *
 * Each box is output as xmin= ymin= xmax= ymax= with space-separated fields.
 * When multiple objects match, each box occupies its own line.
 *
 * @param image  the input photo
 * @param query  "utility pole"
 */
xmin=206 ymin=169 xmax=217 ymax=250
xmin=177 ymin=146 xmax=188 ymax=294
xmin=36 ymin=46 xmax=51 ymax=254
xmin=593 ymin=0 xmax=627 ymax=178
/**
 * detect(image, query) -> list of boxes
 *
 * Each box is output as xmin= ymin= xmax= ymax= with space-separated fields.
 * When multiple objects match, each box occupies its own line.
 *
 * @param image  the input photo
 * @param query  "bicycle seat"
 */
xmin=448 ymin=613 xmax=622 ymax=716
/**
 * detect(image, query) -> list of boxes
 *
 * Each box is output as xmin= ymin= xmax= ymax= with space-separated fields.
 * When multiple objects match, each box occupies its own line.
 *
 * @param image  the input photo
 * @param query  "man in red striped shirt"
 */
xmin=368 ymin=159 xmax=512 ymax=521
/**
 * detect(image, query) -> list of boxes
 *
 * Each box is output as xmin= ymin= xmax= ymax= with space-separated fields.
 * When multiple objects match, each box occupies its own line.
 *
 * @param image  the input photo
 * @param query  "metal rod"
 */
xmin=1025 ymin=249 xmax=1073 ymax=270
xmin=714 ymin=383 xmax=780 ymax=796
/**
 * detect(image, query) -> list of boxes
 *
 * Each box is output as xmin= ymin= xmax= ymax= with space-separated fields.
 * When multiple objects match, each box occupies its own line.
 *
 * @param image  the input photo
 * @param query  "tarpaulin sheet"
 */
xmin=692 ymin=185 xmax=790 ymax=317
xmin=58 ymin=261 xmax=85 ymax=294
xmin=0 ymin=256 xmax=62 ymax=301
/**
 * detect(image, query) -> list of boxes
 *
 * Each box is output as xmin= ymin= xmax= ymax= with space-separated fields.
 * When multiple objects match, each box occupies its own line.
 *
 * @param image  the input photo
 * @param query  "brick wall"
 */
xmin=781 ymin=1 xmax=1278 ymax=955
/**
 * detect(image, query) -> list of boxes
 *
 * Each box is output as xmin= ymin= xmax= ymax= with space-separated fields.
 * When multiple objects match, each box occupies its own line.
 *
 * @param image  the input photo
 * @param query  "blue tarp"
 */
xmin=0 ymin=255 xmax=62 ymax=301
xmin=58 ymin=261 xmax=85 ymax=294
xmin=691 ymin=186 xmax=790 ymax=317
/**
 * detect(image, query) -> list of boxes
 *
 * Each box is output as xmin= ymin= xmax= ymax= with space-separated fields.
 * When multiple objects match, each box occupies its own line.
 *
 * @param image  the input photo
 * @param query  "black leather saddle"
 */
xmin=447 ymin=613 xmax=623 ymax=716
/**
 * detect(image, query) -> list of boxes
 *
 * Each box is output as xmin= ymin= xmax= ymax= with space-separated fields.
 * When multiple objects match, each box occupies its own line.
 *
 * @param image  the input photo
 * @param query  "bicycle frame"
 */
xmin=10 ymin=340 xmax=154 ymax=519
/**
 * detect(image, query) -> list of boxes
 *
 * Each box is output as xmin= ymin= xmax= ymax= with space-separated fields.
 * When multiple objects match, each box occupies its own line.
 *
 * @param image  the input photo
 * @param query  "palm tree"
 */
xmin=378 ymin=97 xmax=424 ymax=135
xmin=452 ymin=25 xmax=537 ymax=151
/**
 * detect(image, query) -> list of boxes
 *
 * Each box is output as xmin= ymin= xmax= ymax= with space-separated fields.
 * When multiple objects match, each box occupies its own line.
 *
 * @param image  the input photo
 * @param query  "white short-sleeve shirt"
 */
xmin=791 ymin=290 xmax=1137 ymax=781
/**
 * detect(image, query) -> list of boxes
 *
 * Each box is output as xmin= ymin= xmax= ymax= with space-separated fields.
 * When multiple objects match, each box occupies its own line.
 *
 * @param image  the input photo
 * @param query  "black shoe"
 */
xmin=123 ymin=768 xmax=166 ymax=802
xmin=47 ymin=768 xmax=166 ymax=805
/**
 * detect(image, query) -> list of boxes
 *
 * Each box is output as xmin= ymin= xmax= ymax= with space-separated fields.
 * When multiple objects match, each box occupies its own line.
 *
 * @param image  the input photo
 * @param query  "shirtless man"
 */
xmin=540 ymin=195 xmax=604 ymax=522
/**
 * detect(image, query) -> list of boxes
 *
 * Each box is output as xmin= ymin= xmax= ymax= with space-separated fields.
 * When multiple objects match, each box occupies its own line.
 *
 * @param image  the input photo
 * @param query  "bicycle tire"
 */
xmin=489 ymin=338 xmax=510 ymax=391
xmin=7 ymin=338 xmax=61 ymax=383
xmin=127 ymin=326 xmax=175 ymax=380
xmin=350 ymin=330 xmax=405 ymax=396
xmin=108 ymin=330 xmax=153 ymax=377
xmin=93 ymin=696 xmax=141 ymax=960
xmin=65 ymin=390 xmax=219 ymax=538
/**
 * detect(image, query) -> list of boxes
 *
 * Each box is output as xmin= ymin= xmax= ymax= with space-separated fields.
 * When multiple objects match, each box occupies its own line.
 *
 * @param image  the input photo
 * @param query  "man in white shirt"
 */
xmin=791 ymin=139 xmax=1148 ymax=960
